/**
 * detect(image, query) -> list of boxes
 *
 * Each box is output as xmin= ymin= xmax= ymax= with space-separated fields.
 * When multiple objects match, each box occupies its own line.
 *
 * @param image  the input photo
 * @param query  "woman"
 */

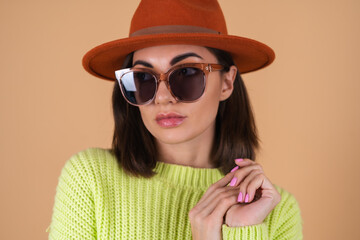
xmin=48 ymin=0 xmax=302 ymax=239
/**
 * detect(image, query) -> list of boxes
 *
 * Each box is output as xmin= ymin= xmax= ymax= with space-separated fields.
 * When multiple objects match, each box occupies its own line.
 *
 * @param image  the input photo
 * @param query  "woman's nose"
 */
xmin=154 ymin=80 xmax=177 ymax=105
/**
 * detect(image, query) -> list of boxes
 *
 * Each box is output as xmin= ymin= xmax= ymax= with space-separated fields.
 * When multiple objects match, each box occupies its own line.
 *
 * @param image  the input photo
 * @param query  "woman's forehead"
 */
xmin=133 ymin=45 xmax=217 ymax=65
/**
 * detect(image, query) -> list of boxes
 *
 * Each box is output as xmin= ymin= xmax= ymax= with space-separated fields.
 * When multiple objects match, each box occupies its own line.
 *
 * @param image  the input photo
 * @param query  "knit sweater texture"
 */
xmin=48 ymin=148 xmax=302 ymax=239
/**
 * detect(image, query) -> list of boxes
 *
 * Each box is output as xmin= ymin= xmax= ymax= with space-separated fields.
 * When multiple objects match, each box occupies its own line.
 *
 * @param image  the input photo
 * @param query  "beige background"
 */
xmin=1 ymin=0 xmax=359 ymax=239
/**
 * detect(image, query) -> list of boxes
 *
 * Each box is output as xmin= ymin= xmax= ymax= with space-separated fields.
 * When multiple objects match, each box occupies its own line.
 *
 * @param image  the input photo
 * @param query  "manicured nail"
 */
xmin=237 ymin=192 xmax=243 ymax=202
xmin=230 ymin=166 xmax=239 ymax=172
xmin=229 ymin=177 xmax=237 ymax=186
xmin=245 ymin=193 xmax=249 ymax=203
xmin=235 ymin=158 xmax=243 ymax=163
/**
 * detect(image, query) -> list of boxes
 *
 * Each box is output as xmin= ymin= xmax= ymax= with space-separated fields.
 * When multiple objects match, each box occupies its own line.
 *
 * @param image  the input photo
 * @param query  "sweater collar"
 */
xmin=153 ymin=161 xmax=225 ymax=190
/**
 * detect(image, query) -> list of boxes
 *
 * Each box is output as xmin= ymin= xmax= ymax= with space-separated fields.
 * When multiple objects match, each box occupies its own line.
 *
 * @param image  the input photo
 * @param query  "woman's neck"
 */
xmin=155 ymin=123 xmax=216 ymax=169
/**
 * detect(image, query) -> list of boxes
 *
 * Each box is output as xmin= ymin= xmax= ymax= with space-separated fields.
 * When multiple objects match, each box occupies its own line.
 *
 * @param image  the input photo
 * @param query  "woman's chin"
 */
xmin=151 ymin=129 xmax=197 ymax=145
xmin=155 ymin=134 xmax=193 ymax=145
xmin=147 ymin=119 xmax=215 ymax=146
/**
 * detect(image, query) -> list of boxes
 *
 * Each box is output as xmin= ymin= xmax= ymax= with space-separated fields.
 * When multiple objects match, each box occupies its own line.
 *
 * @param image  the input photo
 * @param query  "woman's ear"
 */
xmin=219 ymin=65 xmax=237 ymax=101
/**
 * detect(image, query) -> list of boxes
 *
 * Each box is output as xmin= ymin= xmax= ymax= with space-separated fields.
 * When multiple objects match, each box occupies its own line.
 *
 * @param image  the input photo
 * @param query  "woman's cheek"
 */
xmin=138 ymin=108 xmax=154 ymax=132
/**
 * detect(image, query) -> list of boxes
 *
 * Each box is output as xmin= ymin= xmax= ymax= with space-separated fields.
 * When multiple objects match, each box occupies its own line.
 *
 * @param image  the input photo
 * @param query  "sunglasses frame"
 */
xmin=115 ymin=63 xmax=224 ymax=106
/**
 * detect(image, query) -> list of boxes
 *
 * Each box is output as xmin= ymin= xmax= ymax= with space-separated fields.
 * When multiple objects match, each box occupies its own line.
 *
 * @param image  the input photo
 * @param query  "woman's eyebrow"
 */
xmin=133 ymin=60 xmax=154 ymax=68
xmin=133 ymin=52 xmax=203 ymax=68
xmin=170 ymin=52 xmax=203 ymax=66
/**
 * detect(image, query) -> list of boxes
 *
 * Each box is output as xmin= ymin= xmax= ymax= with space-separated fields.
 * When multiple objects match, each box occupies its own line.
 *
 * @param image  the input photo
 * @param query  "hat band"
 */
xmin=130 ymin=25 xmax=220 ymax=37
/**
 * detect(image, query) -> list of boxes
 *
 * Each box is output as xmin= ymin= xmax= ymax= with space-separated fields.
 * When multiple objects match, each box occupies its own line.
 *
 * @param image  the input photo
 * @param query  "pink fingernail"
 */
xmin=229 ymin=177 xmax=237 ymax=186
xmin=230 ymin=166 xmax=239 ymax=172
xmin=235 ymin=158 xmax=243 ymax=163
xmin=237 ymin=192 xmax=243 ymax=202
xmin=245 ymin=193 xmax=249 ymax=203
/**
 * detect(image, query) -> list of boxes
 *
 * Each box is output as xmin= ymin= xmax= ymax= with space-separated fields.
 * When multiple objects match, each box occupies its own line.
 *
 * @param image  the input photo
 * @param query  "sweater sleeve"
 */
xmin=48 ymin=152 xmax=97 ymax=240
xmin=221 ymin=187 xmax=303 ymax=240
xmin=222 ymin=223 xmax=269 ymax=239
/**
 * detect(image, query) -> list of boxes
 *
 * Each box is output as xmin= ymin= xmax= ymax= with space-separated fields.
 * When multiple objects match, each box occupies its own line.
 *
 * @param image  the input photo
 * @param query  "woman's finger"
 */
xmin=197 ymin=171 xmax=235 ymax=205
xmin=209 ymin=190 xmax=239 ymax=221
xmin=197 ymin=186 xmax=229 ymax=211
xmin=234 ymin=158 xmax=256 ymax=167
xmin=198 ymin=187 xmax=239 ymax=218
xmin=228 ymin=164 xmax=263 ymax=187
xmin=245 ymin=173 xmax=265 ymax=203
xmin=227 ymin=158 xmax=257 ymax=186
xmin=237 ymin=169 xmax=262 ymax=203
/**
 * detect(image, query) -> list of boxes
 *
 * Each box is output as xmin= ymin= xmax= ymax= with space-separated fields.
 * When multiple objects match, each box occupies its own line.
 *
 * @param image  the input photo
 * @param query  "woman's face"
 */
xmin=133 ymin=45 xmax=236 ymax=145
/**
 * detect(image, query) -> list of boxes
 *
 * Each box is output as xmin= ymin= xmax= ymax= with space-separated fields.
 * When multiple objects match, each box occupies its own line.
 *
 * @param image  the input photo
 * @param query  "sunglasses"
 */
xmin=115 ymin=63 xmax=224 ymax=106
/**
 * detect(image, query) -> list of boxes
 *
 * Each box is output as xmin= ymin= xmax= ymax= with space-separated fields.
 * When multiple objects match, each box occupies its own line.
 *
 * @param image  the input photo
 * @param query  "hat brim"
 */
xmin=82 ymin=33 xmax=275 ymax=81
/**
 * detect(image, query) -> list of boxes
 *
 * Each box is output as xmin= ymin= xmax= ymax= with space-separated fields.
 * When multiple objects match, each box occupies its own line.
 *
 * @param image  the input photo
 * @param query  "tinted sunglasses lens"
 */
xmin=169 ymin=67 xmax=205 ymax=101
xmin=120 ymin=71 xmax=156 ymax=105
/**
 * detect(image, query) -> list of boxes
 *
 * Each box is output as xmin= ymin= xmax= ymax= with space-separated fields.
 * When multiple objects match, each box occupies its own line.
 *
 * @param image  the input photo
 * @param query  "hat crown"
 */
xmin=129 ymin=0 xmax=228 ymax=36
xmin=83 ymin=0 xmax=275 ymax=81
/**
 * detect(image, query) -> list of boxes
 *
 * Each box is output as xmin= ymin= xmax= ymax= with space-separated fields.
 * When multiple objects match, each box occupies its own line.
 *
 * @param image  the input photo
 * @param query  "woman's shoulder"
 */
xmin=267 ymin=184 xmax=303 ymax=237
xmin=65 ymin=147 xmax=116 ymax=165
xmin=66 ymin=147 xmax=116 ymax=164
xmin=60 ymin=147 xmax=120 ymax=181
xmin=273 ymin=184 xmax=300 ymax=208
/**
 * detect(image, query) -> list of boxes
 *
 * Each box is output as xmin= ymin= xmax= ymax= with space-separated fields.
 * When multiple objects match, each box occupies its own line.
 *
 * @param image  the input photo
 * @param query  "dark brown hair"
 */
xmin=111 ymin=47 xmax=259 ymax=178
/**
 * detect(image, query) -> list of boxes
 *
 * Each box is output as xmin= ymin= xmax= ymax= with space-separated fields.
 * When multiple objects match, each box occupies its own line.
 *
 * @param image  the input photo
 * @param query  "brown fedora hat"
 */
xmin=82 ymin=0 xmax=275 ymax=81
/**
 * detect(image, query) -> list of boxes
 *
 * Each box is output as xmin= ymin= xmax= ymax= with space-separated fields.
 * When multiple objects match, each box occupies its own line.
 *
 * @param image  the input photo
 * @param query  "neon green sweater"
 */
xmin=48 ymin=148 xmax=302 ymax=239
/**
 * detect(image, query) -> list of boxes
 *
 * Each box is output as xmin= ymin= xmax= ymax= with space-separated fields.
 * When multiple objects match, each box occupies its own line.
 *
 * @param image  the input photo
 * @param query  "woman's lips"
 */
xmin=155 ymin=112 xmax=187 ymax=128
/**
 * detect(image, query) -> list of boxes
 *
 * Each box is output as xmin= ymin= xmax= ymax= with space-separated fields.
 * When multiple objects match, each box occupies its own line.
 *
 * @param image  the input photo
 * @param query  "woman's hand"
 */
xmin=224 ymin=158 xmax=281 ymax=227
xmin=188 ymin=170 xmax=241 ymax=240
